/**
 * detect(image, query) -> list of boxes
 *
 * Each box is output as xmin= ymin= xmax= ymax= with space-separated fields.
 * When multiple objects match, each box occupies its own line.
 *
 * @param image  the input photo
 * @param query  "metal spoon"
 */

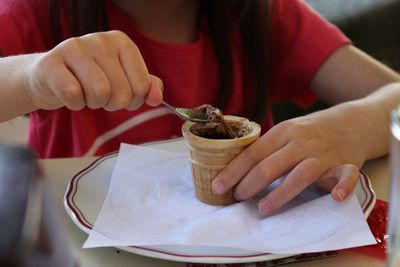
xmin=161 ymin=100 xmax=211 ymax=123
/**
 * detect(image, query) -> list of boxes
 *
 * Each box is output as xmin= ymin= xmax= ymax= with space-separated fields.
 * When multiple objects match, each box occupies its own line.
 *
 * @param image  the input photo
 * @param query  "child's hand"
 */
xmin=26 ymin=30 xmax=163 ymax=111
xmin=212 ymin=103 xmax=370 ymax=215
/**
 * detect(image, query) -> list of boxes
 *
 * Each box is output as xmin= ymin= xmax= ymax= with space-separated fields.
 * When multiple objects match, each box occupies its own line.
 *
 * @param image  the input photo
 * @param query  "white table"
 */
xmin=41 ymin=155 xmax=389 ymax=267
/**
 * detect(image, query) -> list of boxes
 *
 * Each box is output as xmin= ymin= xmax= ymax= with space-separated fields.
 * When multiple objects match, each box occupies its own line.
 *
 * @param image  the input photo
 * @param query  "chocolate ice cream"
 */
xmin=190 ymin=104 xmax=251 ymax=139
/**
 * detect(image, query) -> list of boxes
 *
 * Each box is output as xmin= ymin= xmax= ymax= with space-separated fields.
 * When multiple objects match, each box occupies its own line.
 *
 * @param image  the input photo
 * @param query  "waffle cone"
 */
xmin=182 ymin=115 xmax=260 ymax=205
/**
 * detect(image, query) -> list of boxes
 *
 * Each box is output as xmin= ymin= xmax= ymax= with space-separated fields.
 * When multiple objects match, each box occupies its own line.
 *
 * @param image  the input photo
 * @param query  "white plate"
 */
xmin=64 ymin=138 xmax=376 ymax=264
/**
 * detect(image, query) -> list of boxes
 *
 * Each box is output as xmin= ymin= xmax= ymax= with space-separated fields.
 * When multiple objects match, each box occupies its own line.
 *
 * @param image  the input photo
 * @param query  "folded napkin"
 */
xmin=83 ymin=143 xmax=375 ymax=254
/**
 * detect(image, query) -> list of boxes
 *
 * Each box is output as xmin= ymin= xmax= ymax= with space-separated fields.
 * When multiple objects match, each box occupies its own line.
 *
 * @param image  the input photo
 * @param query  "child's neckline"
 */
xmin=106 ymin=0 xmax=204 ymax=53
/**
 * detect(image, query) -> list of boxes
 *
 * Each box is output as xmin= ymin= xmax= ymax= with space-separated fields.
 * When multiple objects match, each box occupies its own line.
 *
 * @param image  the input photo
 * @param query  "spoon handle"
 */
xmin=161 ymin=100 xmax=187 ymax=121
xmin=161 ymin=100 xmax=175 ymax=111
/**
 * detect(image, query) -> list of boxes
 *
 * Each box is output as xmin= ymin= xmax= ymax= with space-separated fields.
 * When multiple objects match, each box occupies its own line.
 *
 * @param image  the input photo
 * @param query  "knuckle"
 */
xmin=276 ymin=119 xmax=295 ymax=131
xmin=285 ymin=122 xmax=304 ymax=136
xmin=91 ymin=79 xmax=111 ymax=98
xmin=108 ymin=30 xmax=128 ymax=38
xmin=107 ymin=30 xmax=137 ymax=48
xmin=110 ymin=30 xmax=132 ymax=41
xmin=69 ymin=33 xmax=117 ymax=55
xmin=254 ymin=164 xmax=270 ymax=180
xmin=296 ymin=160 xmax=321 ymax=182
xmin=59 ymin=37 xmax=82 ymax=51
xmin=86 ymin=81 xmax=111 ymax=108
xmin=122 ymin=38 xmax=138 ymax=52
xmin=279 ymin=119 xmax=314 ymax=139
xmin=234 ymin=178 xmax=261 ymax=200
xmin=240 ymin=146 xmax=260 ymax=164
xmin=58 ymin=83 xmax=82 ymax=101
xmin=85 ymin=33 xmax=111 ymax=54
xmin=252 ymin=157 xmax=282 ymax=182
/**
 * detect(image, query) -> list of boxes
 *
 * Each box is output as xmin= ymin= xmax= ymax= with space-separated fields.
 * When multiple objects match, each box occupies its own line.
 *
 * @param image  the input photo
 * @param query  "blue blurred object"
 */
xmin=0 ymin=143 xmax=77 ymax=267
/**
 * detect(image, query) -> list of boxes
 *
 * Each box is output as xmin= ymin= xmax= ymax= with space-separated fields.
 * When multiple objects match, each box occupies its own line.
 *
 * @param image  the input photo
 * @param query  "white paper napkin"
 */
xmin=83 ymin=143 xmax=376 ymax=254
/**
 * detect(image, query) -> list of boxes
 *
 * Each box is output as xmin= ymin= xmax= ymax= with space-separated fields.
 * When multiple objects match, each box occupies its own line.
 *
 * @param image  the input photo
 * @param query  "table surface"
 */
xmin=41 ymin=154 xmax=389 ymax=267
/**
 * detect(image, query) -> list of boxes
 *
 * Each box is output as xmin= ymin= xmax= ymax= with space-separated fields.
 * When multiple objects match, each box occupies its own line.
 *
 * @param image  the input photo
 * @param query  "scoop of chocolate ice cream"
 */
xmin=190 ymin=105 xmax=251 ymax=139
xmin=193 ymin=104 xmax=223 ymax=122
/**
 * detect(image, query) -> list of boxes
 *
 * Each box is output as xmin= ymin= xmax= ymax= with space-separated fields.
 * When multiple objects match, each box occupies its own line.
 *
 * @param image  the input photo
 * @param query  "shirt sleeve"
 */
xmin=0 ymin=0 xmax=53 ymax=56
xmin=269 ymin=0 xmax=351 ymax=107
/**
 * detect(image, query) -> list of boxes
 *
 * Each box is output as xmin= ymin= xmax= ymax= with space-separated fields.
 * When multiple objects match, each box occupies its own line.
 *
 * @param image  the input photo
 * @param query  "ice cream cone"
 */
xmin=182 ymin=115 xmax=261 ymax=205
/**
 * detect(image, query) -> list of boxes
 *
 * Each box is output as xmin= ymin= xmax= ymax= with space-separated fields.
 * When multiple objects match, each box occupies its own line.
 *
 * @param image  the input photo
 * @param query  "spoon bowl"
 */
xmin=162 ymin=101 xmax=212 ymax=123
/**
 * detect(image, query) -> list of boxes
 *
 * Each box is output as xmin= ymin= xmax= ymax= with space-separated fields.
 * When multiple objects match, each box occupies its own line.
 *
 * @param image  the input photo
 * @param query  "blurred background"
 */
xmin=274 ymin=0 xmax=400 ymax=122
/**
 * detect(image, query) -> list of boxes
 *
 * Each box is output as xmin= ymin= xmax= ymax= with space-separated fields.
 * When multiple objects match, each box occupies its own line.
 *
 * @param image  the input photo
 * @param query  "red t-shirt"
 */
xmin=0 ymin=0 xmax=350 ymax=158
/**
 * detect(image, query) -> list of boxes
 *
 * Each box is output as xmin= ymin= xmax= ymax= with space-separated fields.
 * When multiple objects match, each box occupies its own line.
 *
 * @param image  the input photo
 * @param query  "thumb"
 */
xmin=327 ymin=164 xmax=360 ymax=202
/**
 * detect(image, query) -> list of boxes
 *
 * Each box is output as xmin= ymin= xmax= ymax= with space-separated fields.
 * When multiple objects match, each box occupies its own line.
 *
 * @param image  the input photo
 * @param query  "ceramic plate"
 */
xmin=64 ymin=138 xmax=376 ymax=264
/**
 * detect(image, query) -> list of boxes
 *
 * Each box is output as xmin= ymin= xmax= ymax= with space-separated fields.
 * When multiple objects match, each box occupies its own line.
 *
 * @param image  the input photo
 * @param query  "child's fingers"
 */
xmin=116 ymin=31 xmax=153 ymax=109
xmin=45 ymin=31 xmax=154 ymax=111
xmin=34 ymin=53 xmax=85 ymax=110
xmin=94 ymin=55 xmax=132 ymax=111
xmin=257 ymin=158 xmax=327 ymax=215
xmin=212 ymin=126 xmax=288 ymax=196
xmin=46 ymin=65 xmax=85 ymax=110
xmin=232 ymin=142 xmax=303 ymax=201
xmin=55 ymin=38 xmax=113 ymax=109
xmin=256 ymin=163 xmax=359 ymax=215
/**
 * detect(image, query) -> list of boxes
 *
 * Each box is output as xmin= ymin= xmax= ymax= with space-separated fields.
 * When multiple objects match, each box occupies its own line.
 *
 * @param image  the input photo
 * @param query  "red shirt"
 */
xmin=0 ymin=0 xmax=350 ymax=158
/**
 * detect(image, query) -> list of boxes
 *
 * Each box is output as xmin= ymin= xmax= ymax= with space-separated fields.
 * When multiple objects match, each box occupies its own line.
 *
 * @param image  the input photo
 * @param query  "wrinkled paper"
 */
xmin=84 ymin=143 xmax=375 ymax=254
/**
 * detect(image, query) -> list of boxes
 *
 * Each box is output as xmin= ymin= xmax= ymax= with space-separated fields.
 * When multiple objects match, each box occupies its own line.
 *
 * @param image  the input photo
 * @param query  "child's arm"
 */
xmin=311 ymin=44 xmax=400 ymax=104
xmin=212 ymin=44 xmax=400 ymax=215
xmin=309 ymin=44 xmax=400 ymax=161
xmin=0 ymin=53 xmax=39 ymax=121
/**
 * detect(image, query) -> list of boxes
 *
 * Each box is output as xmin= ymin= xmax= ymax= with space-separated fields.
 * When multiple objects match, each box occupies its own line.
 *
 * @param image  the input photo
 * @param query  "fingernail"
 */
xmin=335 ymin=188 xmax=346 ymax=201
xmin=259 ymin=199 xmax=274 ymax=215
xmin=212 ymin=181 xmax=225 ymax=195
